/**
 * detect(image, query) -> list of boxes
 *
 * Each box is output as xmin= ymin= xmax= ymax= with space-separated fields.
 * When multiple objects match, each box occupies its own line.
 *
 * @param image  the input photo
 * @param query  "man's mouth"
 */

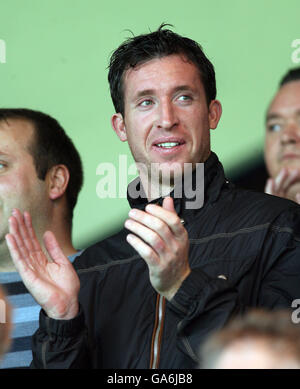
xmin=151 ymin=138 xmax=186 ymax=156
xmin=155 ymin=142 xmax=182 ymax=148
xmin=282 ymin=153 xmax=300 ymax=160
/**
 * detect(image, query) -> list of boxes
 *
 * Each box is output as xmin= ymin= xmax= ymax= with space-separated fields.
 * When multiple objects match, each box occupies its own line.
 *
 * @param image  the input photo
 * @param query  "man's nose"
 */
xmin=156 ymin=101 xmax=178 ymax=130
xmin=281 ymin=120 xmax=300 ymax=144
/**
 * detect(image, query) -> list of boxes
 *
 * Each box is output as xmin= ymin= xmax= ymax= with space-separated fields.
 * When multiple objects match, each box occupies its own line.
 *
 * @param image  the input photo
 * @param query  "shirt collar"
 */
xmin=127 ymin=152 xmax=226 ymax=217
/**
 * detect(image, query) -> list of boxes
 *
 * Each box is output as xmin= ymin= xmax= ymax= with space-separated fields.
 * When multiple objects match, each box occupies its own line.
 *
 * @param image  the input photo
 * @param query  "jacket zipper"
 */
xmin=150 ymin=294 xmax=166 ymax=369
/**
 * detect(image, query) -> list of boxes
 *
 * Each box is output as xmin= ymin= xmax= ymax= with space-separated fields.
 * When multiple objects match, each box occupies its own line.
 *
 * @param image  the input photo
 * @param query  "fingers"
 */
xmin=11 ymin=209 xmax=37 ymax=253
xmin=8 ymin=209 xmax=46 ymax=270
xmin=273 ymin=168 xmax=288 ymax=193
xmin=125 ymin=218 xmax=167 ymax=256
xmin=126 ymin=198 xmax=186 ymax=251
xmin=5 ymin=233 xmax=32 ymax=275
xmin=266 ymin=169 xmax=300 ymax=197
xmin=265 ymin=178 xmax=275 ymax=195
xmin=126 ymin=233 xmax=159 ymax=266
xmin=8 ymin=209 xmax=69 ymax=268
xmin=280 ymin=170 xmax=300 ymax=192
xmin=127 ymin=207 xmax=173 ymax=241
xmin=8 ymin=216 xmax=30 ymax=260
xmin=43 ymin=231 xmax=70 ymax=265
xmin=24 ymin=211 xmax=41 ymax=251
xmin=162 ymin=197 xmax=175 ymax=212
xmin=145 ymin=198 xmax=184 ymax=237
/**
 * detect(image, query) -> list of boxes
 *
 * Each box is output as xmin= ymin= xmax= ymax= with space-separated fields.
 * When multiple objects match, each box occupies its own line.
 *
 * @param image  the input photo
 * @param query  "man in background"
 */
xmin=265 ymin=67 xmax=300 ymax=203
xmin=199 ymin=309 xmax=300 ymax=369
xmin=0 ymin=109 xmax=83 ymax=368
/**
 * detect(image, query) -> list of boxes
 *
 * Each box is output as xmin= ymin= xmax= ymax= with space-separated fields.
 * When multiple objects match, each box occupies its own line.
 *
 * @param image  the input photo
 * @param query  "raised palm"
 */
xmin=5 ymin=209 xmax=80 ymax=320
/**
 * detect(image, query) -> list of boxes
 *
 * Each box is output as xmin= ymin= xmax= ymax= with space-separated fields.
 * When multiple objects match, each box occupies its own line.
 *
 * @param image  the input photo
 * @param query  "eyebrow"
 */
xmin=266 ymin=109 xmax=300 ymax=122
xmin=133 ymin=85 xmax=195 ymax=100
xmin=266 ymin=113 xmax=283 ymax=122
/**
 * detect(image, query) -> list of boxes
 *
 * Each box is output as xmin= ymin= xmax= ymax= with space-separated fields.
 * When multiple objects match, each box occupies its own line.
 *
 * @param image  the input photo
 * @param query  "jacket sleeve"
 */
xmin=168 ymin=268 xmax=242 ymax=367
xmin=256 ymin=208 xmax=300 ymax=308
xmin=168 ymin=207 xmax=300 ymax=367
xmin=30 ymin=305 xmax=91 ymax=369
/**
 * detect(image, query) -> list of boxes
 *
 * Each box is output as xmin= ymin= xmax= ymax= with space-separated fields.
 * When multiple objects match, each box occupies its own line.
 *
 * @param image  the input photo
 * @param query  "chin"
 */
xmin=150 ymin=161 xmax=182 ymax=176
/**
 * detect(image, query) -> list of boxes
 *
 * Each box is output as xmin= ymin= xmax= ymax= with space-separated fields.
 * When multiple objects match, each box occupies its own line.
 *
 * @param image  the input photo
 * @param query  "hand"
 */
xmin=5 ymin=209 xmax=80 ymax=320
xmin=125 ymin=197 xmax=190 ymax=301
xmin=265 ymin=168 xmax=300 ymax=204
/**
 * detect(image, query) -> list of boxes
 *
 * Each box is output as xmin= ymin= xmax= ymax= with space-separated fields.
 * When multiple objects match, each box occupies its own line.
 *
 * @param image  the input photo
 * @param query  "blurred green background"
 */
xmin=0 ymin=0 xmax=299 ymax=248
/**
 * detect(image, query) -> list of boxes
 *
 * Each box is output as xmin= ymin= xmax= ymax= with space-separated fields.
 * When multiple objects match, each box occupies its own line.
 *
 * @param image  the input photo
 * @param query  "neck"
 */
xmin=44 ymin=215 xmax=77 ymax=257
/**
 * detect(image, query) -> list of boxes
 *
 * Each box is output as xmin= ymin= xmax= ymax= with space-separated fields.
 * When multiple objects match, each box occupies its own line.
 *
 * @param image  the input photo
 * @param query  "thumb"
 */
xmin=43 ymin=231 xmax=70 ymax=265
xmin=162 ymin=197 xmax=176 ymax=213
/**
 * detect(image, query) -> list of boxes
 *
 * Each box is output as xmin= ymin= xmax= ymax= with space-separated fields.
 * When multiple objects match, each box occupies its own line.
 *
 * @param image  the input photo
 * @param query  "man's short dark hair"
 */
xmin=0 ymin=108 xmax=83 ymax=225
xmin=280 ymin=67 xmax=300 ymax=87
xmin=108 ymin=23 xmax=216 ymax=116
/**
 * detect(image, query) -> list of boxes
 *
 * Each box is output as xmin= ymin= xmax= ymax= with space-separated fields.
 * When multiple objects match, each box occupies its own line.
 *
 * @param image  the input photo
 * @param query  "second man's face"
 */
xmin=265 ymin=81 xmax=300 ymax=177
xmin=0 ymin=119 xmax=50 ymax=251
xmin=265 ymin=80 xmax=300 ymax=199
xmin=113 ymin=54 xmax=221 ymax=182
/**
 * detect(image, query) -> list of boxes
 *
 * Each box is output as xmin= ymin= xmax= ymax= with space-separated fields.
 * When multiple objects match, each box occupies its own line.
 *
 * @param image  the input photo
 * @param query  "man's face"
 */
xmin=265 ymin=80 xmax=300 ymax=178
xmin=0 ymin=119 xmax=49 ymax=248
xmin=112 ymin=54 xmax=221 ymax=182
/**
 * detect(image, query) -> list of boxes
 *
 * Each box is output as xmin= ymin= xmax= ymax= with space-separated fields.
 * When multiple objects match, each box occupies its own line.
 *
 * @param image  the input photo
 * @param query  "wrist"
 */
xmin=46 ymin=300 xmax=79 ymax=321
xmin=162 ymin=268 xmax=191 ymax=301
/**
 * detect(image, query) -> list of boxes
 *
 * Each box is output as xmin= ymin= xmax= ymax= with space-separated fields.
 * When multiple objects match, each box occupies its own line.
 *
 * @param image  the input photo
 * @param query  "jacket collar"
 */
xmin=127 ymin=151 xmax=226 ymax=217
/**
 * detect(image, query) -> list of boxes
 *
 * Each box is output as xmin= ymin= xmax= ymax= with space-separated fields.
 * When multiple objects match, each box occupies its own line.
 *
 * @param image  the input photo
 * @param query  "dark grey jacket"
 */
xmin=31 ymin=152 xmax=300 ymax=368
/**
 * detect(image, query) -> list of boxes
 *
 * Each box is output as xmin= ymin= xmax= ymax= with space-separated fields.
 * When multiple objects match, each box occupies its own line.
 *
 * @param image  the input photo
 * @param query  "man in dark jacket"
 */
xmin=5 ymin=25 xmax=300 ymax=369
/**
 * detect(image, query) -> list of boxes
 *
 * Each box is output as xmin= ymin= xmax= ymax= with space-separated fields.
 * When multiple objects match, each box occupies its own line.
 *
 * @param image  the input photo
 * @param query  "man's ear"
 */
xmin=46 ymin=165 xmax=70 ymax=200
xmin=111 ymin=113 xmax=127 ymax=142
xmin=208 ymin=100 xmax=222 ymax=130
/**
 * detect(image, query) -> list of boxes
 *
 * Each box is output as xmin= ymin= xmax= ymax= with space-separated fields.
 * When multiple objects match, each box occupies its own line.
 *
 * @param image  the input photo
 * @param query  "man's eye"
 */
xmin=139 ymin=100 xmax=153 ymax=107
xmin=267 ymin=123 xmax=282 ymax=132
xmin=0 ymin=163 xmax=6 ymax=169
xmin=178 ymin=95 xmax=192 ymax=103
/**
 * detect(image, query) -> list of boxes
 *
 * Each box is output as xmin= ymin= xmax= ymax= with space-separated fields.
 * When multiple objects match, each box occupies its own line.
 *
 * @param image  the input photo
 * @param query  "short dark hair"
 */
xmin=0 ymin=108 xmax=83 ymax=224
xmin=280 ymin=67 xmax=300 ymax=87
xmin=108 ymin=23 xmax=216 ymax=116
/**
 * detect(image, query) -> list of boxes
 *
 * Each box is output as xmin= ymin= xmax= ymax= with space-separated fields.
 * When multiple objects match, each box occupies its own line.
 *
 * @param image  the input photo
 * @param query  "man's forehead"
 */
xmin=268 ymin=81 xmax=300 ymax=113
xmin=123 ymin=54 xmax=201 ymax=92
xmin=0 ymin=118 xmax=35 ymax=150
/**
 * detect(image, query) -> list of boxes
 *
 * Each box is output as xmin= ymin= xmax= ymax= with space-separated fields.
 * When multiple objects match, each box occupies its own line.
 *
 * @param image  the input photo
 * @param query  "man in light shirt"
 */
xmin=0 ymin=109 xmax=83 ymax=368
